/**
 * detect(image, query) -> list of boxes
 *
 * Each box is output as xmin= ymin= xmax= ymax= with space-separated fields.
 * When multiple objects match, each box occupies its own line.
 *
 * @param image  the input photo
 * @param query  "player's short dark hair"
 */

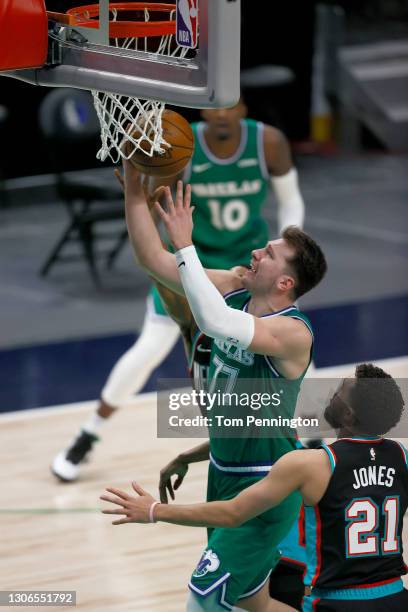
xmin=350 ymin=363 xmax=405 ymax=435
xmin=282 ymin=227 xmax=327 ymax=299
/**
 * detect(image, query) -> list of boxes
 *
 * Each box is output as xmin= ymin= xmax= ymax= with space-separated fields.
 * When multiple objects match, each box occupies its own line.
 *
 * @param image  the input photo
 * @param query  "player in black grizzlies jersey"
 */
xmin=302 ymin=365 xmax=407 ymax=611
xmin=102 ymin=364 xmax=407 ymax=612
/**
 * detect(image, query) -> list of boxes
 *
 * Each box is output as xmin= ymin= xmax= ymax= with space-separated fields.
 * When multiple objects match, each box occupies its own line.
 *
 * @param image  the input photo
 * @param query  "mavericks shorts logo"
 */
xmin=192 ymin=549 xmax=220 ymax=578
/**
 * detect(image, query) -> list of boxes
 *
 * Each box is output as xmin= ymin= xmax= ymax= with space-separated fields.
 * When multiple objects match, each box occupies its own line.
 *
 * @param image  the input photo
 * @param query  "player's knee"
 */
xmin=137 ymin=318 xmax=180 ymax=358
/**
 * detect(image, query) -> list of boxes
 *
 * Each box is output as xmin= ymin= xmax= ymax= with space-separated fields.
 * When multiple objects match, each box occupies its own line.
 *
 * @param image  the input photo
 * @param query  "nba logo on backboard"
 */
xmin=176 ymin=0 xmax=198 ymax=49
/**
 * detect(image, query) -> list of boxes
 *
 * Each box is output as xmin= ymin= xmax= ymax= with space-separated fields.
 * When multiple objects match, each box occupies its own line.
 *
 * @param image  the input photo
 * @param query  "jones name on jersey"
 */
xmin=352 ymin=465 xmax=395 ymax=490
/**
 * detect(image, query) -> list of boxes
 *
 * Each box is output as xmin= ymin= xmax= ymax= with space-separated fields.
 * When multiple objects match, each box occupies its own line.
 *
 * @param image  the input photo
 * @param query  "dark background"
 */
xmin=0 ymin=0 xmax=407 ymax=178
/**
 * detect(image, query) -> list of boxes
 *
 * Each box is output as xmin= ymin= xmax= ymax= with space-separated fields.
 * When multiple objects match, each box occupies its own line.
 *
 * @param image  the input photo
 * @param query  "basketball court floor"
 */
xmin=1 ymin=151 xmax=407 ymax=610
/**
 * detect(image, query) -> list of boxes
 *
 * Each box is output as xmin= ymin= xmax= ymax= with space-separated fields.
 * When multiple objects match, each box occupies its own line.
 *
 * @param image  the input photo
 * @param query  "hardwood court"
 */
xmin=1 ymin=395 xmax=208 ymax=611
xmin=1 ymin=360 xmax=408 ymax=611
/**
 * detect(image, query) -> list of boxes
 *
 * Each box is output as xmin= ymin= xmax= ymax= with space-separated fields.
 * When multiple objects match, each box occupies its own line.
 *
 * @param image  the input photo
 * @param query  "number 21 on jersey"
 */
xmin=345 ymin=496 xmax=400 ymax=557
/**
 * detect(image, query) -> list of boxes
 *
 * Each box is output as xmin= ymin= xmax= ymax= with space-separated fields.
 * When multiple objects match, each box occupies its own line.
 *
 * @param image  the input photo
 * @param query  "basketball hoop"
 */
xmin=66 ymin=3 xmax=191 ymax=162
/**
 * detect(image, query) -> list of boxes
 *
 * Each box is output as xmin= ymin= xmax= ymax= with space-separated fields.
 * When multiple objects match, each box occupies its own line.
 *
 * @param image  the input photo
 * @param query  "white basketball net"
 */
xmin=92 ymin=7 xmax=189 ymax=162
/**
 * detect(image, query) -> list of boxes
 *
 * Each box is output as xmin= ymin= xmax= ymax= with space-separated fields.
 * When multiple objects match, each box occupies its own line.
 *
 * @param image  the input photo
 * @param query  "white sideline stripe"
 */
xmin=1 ymin=357 xmax=406 ymax=422
xmin=306 ymin=355 xmax=408 ymax=378
xmin=0 ymin=391 xmax=157 ymax=423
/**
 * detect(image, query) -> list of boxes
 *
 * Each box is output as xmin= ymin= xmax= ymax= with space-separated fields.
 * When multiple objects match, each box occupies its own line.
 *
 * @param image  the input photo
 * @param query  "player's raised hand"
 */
xmin=159 ymin=454 xmax=189 ymax=503
xmin=100 ymin=482 xmax=157 ymax=525
xmin=153 ymin=180 xmax=195 ymax=251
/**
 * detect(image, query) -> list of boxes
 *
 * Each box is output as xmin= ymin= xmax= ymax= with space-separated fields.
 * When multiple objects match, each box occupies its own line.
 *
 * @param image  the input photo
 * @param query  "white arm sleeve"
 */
xmin=175 ymin=246 xmax=254 ymax=349
xmin=271 ymin=168 xmax=305 ymax=233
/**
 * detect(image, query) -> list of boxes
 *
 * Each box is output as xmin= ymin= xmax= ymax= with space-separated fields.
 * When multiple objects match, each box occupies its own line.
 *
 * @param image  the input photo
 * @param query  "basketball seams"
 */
xmin=164 ymin=143 xmax=194 ymax=151
xmin=163 ymin=123 xmax=194 ymax=143
xmin=162 ymin=113 xmax=194 ymax=143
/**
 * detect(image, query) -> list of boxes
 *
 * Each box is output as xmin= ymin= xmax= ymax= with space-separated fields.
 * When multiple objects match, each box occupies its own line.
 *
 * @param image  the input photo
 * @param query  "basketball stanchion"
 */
xmin=1 ymin=1 xmax=241 ymax=145
xmin=66 ymin=3 xmax=191 ymax=164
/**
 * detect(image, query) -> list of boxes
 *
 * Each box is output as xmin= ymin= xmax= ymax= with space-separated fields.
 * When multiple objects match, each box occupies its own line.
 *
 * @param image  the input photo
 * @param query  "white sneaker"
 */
xmin=51 ymin=430 xmax=99 ymax=482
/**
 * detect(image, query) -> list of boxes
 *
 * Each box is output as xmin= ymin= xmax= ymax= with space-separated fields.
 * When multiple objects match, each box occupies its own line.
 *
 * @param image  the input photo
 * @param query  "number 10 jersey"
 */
xmin=184 ymin=119 xmax=270 ymax=270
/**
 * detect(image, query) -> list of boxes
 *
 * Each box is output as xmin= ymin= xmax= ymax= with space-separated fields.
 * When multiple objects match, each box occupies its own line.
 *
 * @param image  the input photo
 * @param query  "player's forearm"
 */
xmin=271 ymin=169 xmax=305 ymax=233
xmin=175 ymin=246 xmax=254 ymax=348
xmin=154 ymin=499 xmax=240 ymax=528
xmin=154 ymin=481 xmax=274 ymax=528
xmin=125 ymin=195 xmax=183 ymax=294
xmin=179 ymin=441 xmax=210 ymax=464
xmin=125 ymin=194 xmax=163 ymax=270
xmin=161 ymin=463 xmax=302 ymax=529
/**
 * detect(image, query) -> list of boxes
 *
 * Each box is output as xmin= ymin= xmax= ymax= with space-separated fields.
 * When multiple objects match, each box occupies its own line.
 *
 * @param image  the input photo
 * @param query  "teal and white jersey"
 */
xmin=184 ymin=118 xmax=270 ymax=269
xmin=208 ymin=289 xmax=314 ymax=468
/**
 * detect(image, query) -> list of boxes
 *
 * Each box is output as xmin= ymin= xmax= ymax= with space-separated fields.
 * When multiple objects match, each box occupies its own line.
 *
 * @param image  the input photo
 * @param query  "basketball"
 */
xmin=125 ymin=110 xmax=194 ymax=177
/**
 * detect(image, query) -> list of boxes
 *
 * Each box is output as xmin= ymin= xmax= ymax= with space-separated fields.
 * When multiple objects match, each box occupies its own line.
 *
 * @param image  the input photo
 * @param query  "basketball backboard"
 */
xmin=1 ymin=1 xmax=240 ymax=109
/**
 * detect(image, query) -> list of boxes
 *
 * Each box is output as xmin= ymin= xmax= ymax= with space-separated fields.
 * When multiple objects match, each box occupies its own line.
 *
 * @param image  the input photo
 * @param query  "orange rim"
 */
xmin=66 ymin=2 xmax=177 ymax=38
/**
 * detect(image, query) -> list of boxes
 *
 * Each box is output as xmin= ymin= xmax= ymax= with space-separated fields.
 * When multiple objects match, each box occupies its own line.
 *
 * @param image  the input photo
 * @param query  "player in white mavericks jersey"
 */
xmin=52 ymin=98 xmax=305 ymax=482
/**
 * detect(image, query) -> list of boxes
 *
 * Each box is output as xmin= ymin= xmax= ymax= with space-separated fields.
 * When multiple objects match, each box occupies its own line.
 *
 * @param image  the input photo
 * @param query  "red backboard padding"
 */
xmin=0 ymin=0 xmax=48 ymax=70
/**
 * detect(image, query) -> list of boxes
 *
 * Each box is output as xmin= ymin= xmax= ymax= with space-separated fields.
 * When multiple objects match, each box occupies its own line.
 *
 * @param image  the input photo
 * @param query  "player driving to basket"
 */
xmin=155 ymin=279 xmax=308 ymax=611
xmin=51 ymin=96 xmax=307 ymax=483
xmin=153 ymin=264 xmax=307 ymax=610
xmin=101 ymin=162 xmax=327 ymax=611
xmin=101 ymin=365 xmax=408 ymax=612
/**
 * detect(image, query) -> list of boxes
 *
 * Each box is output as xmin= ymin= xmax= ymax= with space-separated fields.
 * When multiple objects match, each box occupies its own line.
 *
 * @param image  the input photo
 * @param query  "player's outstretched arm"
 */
xmin=123 ymin=160 xmax=185 ymax=294
xmin=100 ymin=450 xmax=312 ymax=528
xmin=114 ymin=166 xmax=195 ymax=327
xmin=157 ymin=450 xmax=308 ymax=527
